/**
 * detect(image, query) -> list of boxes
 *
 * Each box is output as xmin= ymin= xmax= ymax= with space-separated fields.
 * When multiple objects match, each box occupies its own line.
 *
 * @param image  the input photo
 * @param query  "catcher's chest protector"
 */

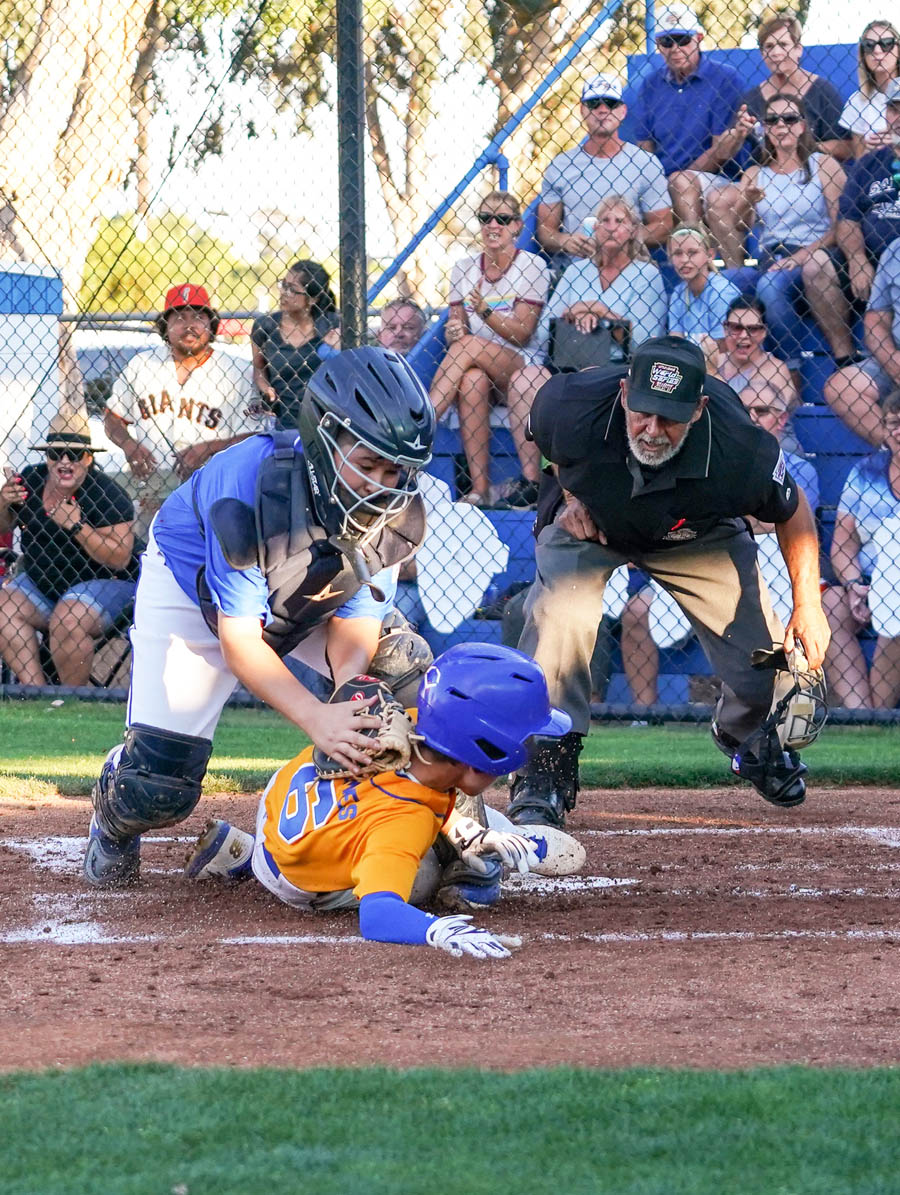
xmin=197 ymin=432 xmax=426 ymax=656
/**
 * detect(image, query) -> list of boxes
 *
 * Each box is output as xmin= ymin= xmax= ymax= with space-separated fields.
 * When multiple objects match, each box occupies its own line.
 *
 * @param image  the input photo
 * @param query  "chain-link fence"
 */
xmin=0 ymin=0 xmax=898 ymax=717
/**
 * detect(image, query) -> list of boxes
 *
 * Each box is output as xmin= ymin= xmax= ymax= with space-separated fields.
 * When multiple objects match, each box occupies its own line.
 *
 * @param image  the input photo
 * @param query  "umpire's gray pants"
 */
xmin=519 ymin=520 xmax=791 ymax=741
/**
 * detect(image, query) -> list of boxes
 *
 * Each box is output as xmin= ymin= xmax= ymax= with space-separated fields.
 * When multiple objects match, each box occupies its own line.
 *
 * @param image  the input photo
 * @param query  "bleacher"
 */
xmin=400 ymin=38 xmax=875 ymax=703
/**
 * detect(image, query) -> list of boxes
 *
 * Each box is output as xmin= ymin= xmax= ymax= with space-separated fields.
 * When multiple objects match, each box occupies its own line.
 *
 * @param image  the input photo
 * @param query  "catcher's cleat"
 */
xmin=83 ymin=814 xmax=140 ymax=888
xmin=435 ymin=854 xmax=503 ymax=912
xmin=506 ymin=731 xmax=583 ymax=829
xmin=185 ymin=818 xmax=254 ymax=881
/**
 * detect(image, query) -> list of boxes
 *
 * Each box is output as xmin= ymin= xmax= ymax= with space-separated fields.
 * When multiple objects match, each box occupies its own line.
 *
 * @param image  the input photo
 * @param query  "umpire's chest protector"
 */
xmin=197 ymin=435 xmax=425 ymax=656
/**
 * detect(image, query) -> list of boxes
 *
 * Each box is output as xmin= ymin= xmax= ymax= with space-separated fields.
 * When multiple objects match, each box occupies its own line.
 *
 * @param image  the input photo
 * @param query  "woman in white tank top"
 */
xmin=740 ymin=92 xmax=853 ymax=369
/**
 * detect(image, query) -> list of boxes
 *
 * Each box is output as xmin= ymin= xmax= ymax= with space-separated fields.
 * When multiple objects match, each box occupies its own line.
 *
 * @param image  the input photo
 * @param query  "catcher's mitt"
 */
xmin=313 ymin=675 xmax=416 ymax=779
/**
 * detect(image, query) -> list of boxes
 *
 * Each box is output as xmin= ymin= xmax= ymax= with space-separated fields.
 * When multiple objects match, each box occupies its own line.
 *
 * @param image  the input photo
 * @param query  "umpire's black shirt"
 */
xmin=531 ymin=364 xmax=800 ymax=554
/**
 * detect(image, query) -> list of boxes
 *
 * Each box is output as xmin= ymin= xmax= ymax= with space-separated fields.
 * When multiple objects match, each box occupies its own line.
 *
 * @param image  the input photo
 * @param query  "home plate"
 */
xmin=504 ymin=873 xmax=639 ymax=894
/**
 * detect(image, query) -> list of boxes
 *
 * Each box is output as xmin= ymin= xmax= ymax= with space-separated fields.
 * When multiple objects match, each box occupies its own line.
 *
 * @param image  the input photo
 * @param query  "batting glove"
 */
xmin=425 ymin=914 xmax=522 ymax=959
xmin=448 ymin=816 xmax=540 ymax=875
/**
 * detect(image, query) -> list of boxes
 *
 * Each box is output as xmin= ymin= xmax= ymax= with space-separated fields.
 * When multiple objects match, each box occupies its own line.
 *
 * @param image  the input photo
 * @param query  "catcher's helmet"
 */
xmin=298 ymin=346 xmax=435 ymax=537
xmin=751 ymin=645 xmax=828 ymax=750
xmin=416 ymin=644 xmax=572 ymax=775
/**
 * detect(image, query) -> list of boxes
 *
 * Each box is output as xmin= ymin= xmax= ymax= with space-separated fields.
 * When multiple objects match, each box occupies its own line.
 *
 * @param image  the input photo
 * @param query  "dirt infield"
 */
xmin=1 ymin=783 xmax=899 ymax=1072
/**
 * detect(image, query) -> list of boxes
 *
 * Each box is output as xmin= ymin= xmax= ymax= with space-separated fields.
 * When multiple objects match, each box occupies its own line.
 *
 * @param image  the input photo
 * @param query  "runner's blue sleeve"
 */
xmin=358 ymin=891 xmax=434 ymax=944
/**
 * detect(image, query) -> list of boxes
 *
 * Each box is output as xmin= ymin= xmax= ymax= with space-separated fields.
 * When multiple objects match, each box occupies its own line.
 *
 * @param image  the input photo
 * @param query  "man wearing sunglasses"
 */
xmin=625 ymin=3 xmax=755 ymax=267
xmin=0 ymin=412 xmax=139 ymax=688
xmin=537 ymin=73 xmax=672 ymax=273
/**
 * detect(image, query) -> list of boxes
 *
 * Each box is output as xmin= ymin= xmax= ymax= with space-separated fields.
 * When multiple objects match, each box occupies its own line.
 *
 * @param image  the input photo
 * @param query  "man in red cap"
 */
xmin=103 ymin=283 xmax=260 ymax=533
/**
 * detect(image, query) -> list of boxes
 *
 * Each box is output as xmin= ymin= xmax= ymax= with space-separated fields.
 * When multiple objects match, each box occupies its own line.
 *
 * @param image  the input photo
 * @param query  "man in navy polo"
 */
xmin=626 ymin=3 xmax=755 ymax=267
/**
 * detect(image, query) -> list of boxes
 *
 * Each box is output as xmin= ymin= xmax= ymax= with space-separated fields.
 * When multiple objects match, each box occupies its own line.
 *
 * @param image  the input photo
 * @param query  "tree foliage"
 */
xmin=0 ymin=0 xmax=808 ymax=313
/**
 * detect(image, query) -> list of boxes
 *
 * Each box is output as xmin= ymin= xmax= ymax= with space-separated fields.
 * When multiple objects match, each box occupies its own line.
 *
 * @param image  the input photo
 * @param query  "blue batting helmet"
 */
xmin=416 ymin=643 xmax=572 ymax=774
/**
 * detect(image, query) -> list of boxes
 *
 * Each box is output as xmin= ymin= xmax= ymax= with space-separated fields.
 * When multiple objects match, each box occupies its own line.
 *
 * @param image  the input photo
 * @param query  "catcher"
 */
xmin=184 ymin=643 xmax=573 ymax=960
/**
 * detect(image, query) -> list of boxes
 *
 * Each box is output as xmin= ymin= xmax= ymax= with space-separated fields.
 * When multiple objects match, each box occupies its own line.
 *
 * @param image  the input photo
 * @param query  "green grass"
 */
xmin=0 ymin=699 xmax=897 ymax=798
xmin=581 ymin=721 xmax=900 ymax=788
xmin=2 ymin=1065 xmax=899 ymax=1194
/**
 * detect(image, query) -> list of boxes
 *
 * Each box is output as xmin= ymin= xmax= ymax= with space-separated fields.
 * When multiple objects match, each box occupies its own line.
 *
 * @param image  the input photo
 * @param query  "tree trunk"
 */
xmin=0 ymin=0 xmax=154 ymax=308
xmin=132 ymin=3 xmax=168 ymax=224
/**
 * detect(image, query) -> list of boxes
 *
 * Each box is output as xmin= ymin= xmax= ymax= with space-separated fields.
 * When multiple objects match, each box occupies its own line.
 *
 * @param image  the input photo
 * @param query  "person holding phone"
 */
xmin=0 ymin=412 xmax=138 ymax=687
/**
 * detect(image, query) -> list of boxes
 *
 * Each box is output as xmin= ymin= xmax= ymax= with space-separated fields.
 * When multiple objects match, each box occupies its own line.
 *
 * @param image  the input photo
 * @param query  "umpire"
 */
xmin=508 ymin=335 xmax=830 ymax=828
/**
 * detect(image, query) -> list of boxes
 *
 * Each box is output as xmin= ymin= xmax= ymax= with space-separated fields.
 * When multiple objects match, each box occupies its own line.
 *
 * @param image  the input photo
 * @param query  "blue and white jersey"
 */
xmin=152 ymin=434 xmax=397 ymax=625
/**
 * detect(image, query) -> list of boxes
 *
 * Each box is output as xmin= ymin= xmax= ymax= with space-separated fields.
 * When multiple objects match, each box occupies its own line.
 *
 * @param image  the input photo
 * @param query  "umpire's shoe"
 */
xmin=713 ymin=724 xmax=807 ymax=808
xmin=506 ymin=731 xmax=584 ymax=829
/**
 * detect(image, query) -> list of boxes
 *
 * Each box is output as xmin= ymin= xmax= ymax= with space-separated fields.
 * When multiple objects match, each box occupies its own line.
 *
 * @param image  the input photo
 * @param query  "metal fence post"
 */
xmin=336 ymin=0 xmax=367 ymax=349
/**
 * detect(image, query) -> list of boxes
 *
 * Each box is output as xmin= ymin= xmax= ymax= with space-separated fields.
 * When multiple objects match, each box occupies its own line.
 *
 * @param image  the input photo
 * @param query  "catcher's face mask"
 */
xmin=318 ymin=419 xmax=421 ymax=538
xmin=752 ymin=645 xmax=828 ymax=751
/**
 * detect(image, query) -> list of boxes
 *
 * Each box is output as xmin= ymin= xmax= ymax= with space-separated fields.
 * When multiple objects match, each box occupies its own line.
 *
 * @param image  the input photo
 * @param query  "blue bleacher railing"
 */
xmin=367 ymin=0 xmax=627 ymax=305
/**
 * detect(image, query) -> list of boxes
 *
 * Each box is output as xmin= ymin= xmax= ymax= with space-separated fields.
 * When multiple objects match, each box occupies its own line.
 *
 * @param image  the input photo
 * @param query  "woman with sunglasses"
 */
xmin=0 ymin=413 xmax=139 ymax=687
xmin=740 ymin=93 xmax=854 ymax=369
xmin=717 ymin=296 xmax=799 ymax=414
xmin=741 ymin=15 xmax=851 ymax=160
xmin=821 ymin=391 xmax=900 ymax=709
xmin=429 ymin=191 xmax=549 ymax=507
xmin=251 ymin=260 xmax=341 ymax=430
xmin=842 ymin=21 xmax=900 ymax=157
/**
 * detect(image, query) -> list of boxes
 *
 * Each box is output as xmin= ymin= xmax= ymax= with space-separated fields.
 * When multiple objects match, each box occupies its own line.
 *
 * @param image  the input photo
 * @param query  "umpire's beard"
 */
xmin=625 ymin=422 xmax=690 ymax=469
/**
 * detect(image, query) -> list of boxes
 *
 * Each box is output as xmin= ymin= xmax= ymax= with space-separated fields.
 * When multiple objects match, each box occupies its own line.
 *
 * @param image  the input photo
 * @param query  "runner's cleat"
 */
xmin=184 ymin=818 xmax=254 ymax=880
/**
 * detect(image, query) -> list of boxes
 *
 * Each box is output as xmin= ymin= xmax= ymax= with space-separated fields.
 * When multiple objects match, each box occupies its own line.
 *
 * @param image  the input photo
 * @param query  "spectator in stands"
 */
xmin=738 ymin=378 xmax=820 ymax=512
xmin=504 ymin=196 xmax=668 ymax=508
xmin=619 ymin=376 xmax=819 ymax=706
xmin=841 ymin=21 xmax=900 ymax=158
xmin=629 ymin=3 xmax=754 ymax=267
xmin=740 ymin=92 xmax=855 ymax=369
xmin=824 ymin=232 xmax=900 ymax=445
xmin=537 ymin=73 xmax=672 ymax=273
xmin=252 ymin=261 xmax=341 ymax=429
xmin=836 ymin=77 xmax=900 ymax=303
xmin=666 ymin=224 xmax=741 ymax=342
xmin=104 ymin=283 xmax=260 ymax=534
xmin=0 ymin=413 xmax=139 ymax=687
xmin=741 ymin=15 xmax=851 ymax=160
xmin=821 ymin=391 xmax=900 ymax=708
xmin=429 ymin=191 xmax=549 ymax=507
xmin=718 ymin=297 xmax=799 ymax=410
xmin=376 ymin=299 xmax=427 ymax=356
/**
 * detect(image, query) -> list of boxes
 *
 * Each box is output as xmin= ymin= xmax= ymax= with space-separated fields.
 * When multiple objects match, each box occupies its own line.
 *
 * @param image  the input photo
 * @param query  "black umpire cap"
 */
xmin=627 ymin=335 xmax=706 ymax=420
